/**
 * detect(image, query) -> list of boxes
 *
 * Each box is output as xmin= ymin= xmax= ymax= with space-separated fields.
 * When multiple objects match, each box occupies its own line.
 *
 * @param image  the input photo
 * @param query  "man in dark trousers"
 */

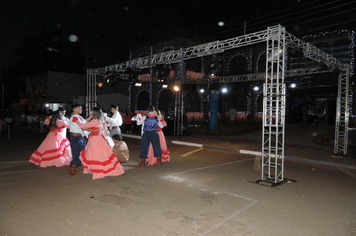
xmin=137 ymin=105 xmax=162 ymax=168
xmin=68 ymin=104 xmax=87 ymax=176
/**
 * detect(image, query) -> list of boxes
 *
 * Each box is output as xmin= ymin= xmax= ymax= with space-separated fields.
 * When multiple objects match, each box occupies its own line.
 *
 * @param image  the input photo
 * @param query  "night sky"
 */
xmin=1 ymin=0 xmax=354 ymax=69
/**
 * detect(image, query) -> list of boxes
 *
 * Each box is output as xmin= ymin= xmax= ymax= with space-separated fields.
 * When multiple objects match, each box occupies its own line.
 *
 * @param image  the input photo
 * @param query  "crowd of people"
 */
xmin=24 ymin=104 xmax=170 ymax=180
xmin=0 ymin=110 xmax=49 ymax=134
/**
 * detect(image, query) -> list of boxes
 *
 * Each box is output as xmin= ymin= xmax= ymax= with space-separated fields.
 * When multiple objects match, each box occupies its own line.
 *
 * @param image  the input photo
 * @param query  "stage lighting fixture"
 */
xmin=135 ymin=83 xmax=142 ymax=87
xmin=200 ymin=88 xmax=205 ymax=93
xmin=173 ymin=85 xmax=180 ymax=92
xmin=97 ymin=82 xmax=103 ymax=88
xmin=269 ymin=48 xmax=283 ymax=61
xmin=157 ymin=65 xmax=171 ymax=82
xmin=125 ymin=67 xmax=141 ymax=82
xmin=221 ymin=87 xmax=227 ymax=93
xmin=319 ymin=62 xmax=329 ymax=70
xmin=207 ymin=57 xmax=222 ymax=76
xmin=289 ymin=47 xmax=303 ymax=57
xmin=253 ymin=86 xmax=259 ymax=91
xmin=105 ymin=71 xmax=117 ymax=86
xmin=333 ymin=67 xmax=342 ymax=74
xmin=290 ymin=83 xmax=296 ymax=88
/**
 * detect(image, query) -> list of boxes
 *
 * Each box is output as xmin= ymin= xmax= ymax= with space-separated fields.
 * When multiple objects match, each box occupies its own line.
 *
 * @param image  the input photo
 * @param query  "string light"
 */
xmin=246 ymin=92 xmax=251 ymax=115
xmin=302 ymin=29 xmax=354 ymax=76
xmin=177 ymin=59 xmax=186 ymax=80
xmin=155 ymin=87 xmax=175 ymax=113
xmin=150 ymin=46 xmax=153 ymax=104
xmin=186 ymin=70 xmax=204 ymax=80
xmin=135 ymin=89 xmax=149 ymax=110
xmin=255 ymin=51 xmax=266 ymax=73
xmin=128 ymin=82 xmax=132 ymax=110
xmin=249 ymin=48 xmax=253 ymax=72
xmin=226 ymin=53 xmax=250 ymax=73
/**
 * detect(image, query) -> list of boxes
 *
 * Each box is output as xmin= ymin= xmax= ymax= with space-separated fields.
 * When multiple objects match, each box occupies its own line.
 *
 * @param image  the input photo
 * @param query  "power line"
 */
xmin=188 ymin=0 xmax=356 ymax=42
xmin=245 ymin=0 xmax=348 ymax=28
xmin=293 ymin=18 xmax=356 ymax=36
xmin=188 ymin=0 xmax=323 ymax=37
xmin=286 ymin=7 xmax=356 ymax=28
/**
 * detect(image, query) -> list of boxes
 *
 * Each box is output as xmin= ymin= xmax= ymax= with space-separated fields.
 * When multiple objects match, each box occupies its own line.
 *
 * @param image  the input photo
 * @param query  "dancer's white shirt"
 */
xmin=69 ymin=114 xmax=86 ymax=137
xmin=106 ymin=111 xmax=123 ymax=129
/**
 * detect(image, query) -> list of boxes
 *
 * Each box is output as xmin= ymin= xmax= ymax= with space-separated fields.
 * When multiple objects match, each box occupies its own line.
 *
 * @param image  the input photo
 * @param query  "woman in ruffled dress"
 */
xmin=29 ymin=111 xmax=72 ymax=167
xmin=146 ymin=109 xmax=170 ymax=165
xmin=72 ymin=107 xmax=124 ymax=180
xmin=101 ymin=111 xmax=115 ymax=149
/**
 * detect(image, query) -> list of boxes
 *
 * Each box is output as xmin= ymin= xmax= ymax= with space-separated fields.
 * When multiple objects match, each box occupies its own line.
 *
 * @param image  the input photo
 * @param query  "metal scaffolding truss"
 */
xmin=86 ymin=70 xmax=97 ymax=117
xmin=92 ymin=29 xmax=270 ymax=75
xmin=334 ymin=66 xmax=350 ymax=155
xmin=259 ymin=25 xmax=287 ymax=185
xmin=285 ymin=32 xmax=347 ymax=70
xmin=184 ymin=67 xmax=334 ymax=84
xmin=88 ymin=24 xmax=349 ymax=185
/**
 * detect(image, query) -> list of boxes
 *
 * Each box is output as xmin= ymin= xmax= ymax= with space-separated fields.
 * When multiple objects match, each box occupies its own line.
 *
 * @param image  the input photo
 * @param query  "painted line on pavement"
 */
xmin=240 ymin=150 xmax=262 ymax=156
xmin=122 ymin=134 xmax=141 ymax=139
xmin=171 ymin=141 xmax=203 ymax=147
xmin=202 ymin=200 xmax=257 ymax=235
xmin=122 ymin=134 xmax=356 ymax=170
xmin=181 ymin=148 xmax=204 ymax=157
xmin=337 ymin=167 xmax=356 ymax=179
xmin=284 ymin=155 xmax=356 ymax=170
xmin=0 ymin=170 xmax=42 ymax=175
xmin=168 ymin=158 xmax=254 ymax=177
xmin=162 ymin=158 xmax=257 ymax=235
xmin=0 ymin=161 xmax=30 ymax=164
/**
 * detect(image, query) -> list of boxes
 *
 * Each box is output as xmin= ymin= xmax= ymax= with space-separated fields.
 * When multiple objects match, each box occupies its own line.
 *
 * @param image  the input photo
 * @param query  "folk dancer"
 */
xmin=73 ymin=107 xmax=125 ymax=180
xmin=29 ymin=111 xmax=72 ymax=167
xmin=146 ymin=109 xmax=170 ymax=165
xmin=68 ymin=104 xmax=88 ymax=177
xmin=105 ymin=104 xmax=123 ymax=138
xmin=137 ymin=106 xmax=162 ymax=168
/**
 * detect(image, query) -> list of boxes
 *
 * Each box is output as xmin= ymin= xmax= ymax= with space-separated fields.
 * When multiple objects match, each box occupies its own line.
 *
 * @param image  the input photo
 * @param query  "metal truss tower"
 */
xmin=86 ymin=70 xmax=97 ymax=117
xmin=334 ymin=66 xmax=350 ymax=155
xmin=261 ymin=25 xmax=286 ymax=185
xmin=89 ymin=24 xmax=350 ymax=180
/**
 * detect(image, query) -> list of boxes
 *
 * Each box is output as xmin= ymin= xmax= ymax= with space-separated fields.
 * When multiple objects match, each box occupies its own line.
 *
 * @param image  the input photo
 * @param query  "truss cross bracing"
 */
xmin=184 ymin=67 xmax=334 ymax=84
xmin=86 ymin=70 xmax=97 ymax=117
xmin=88 ymin=24 xmax=349 ymax=184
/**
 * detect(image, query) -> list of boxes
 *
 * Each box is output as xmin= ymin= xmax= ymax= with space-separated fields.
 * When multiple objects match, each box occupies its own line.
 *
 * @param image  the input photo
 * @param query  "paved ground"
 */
xmin=163 ymin=123 xmax=356 ymax=169
xmin=1 ymin=125 xmax=356 ymax=235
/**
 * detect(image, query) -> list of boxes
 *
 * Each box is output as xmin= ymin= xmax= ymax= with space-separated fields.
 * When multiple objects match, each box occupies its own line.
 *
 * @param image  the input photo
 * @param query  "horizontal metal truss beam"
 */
xmin=285 ymin=32 xmax=347 ymax=70
xmin=92 ymin=29 xmax=270 ymax=75
xmin=183 ymin=68 xmax=334 ymax=84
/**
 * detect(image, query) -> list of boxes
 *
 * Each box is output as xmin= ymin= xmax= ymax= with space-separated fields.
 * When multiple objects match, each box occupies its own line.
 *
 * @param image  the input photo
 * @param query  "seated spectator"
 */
xmin=112 ymin=134 xmax=129 ymax=163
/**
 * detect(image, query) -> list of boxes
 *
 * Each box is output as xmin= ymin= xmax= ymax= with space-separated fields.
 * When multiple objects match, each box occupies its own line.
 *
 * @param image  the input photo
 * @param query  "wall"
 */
xmin=97 ymin=93 xmax=129 ymax=112
xmin=47 ymin=71 xmax=85 ymax=103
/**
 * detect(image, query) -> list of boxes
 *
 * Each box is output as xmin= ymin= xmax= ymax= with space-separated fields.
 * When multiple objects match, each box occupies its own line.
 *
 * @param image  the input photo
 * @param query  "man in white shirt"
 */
xmin=106 ymin=104 xmax=123 ymax=138
xmin=26 ymin=113 xmax=33 ymax=131
xmin=58 ymin=107 xmax=69 ymax=138
xmin=68 ymin=104 xmax=87 ymax=177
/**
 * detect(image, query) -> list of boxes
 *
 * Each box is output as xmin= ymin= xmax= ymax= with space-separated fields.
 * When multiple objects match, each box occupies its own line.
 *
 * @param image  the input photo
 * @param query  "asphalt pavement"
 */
xmin=1 ymin=128 xmax=356 ymax=235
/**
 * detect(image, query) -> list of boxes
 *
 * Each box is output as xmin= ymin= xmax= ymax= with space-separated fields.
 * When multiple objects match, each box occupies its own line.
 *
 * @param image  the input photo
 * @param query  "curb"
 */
xmin=122 ymin=134 xmax=356 ymax=170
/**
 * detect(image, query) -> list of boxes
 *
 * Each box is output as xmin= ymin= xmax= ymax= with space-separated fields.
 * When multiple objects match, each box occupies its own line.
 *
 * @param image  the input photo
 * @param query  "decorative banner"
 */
xmin=209 ymin=90 xmax=219 ymax=130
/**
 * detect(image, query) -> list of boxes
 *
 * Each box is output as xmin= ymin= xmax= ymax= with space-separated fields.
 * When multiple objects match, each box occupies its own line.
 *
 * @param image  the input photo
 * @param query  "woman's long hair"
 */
xmin=156 ymin=109 xmax=163 ymax=119
xmin=91 ymin=107 xmax=102 ymax=121
xmin=49 ymin=111 xmax=62 ymax=129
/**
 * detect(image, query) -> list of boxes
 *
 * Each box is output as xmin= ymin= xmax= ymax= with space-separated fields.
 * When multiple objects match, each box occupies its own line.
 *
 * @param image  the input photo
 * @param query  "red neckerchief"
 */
xmin=147 ymin=112 xmax=155 ymax=118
